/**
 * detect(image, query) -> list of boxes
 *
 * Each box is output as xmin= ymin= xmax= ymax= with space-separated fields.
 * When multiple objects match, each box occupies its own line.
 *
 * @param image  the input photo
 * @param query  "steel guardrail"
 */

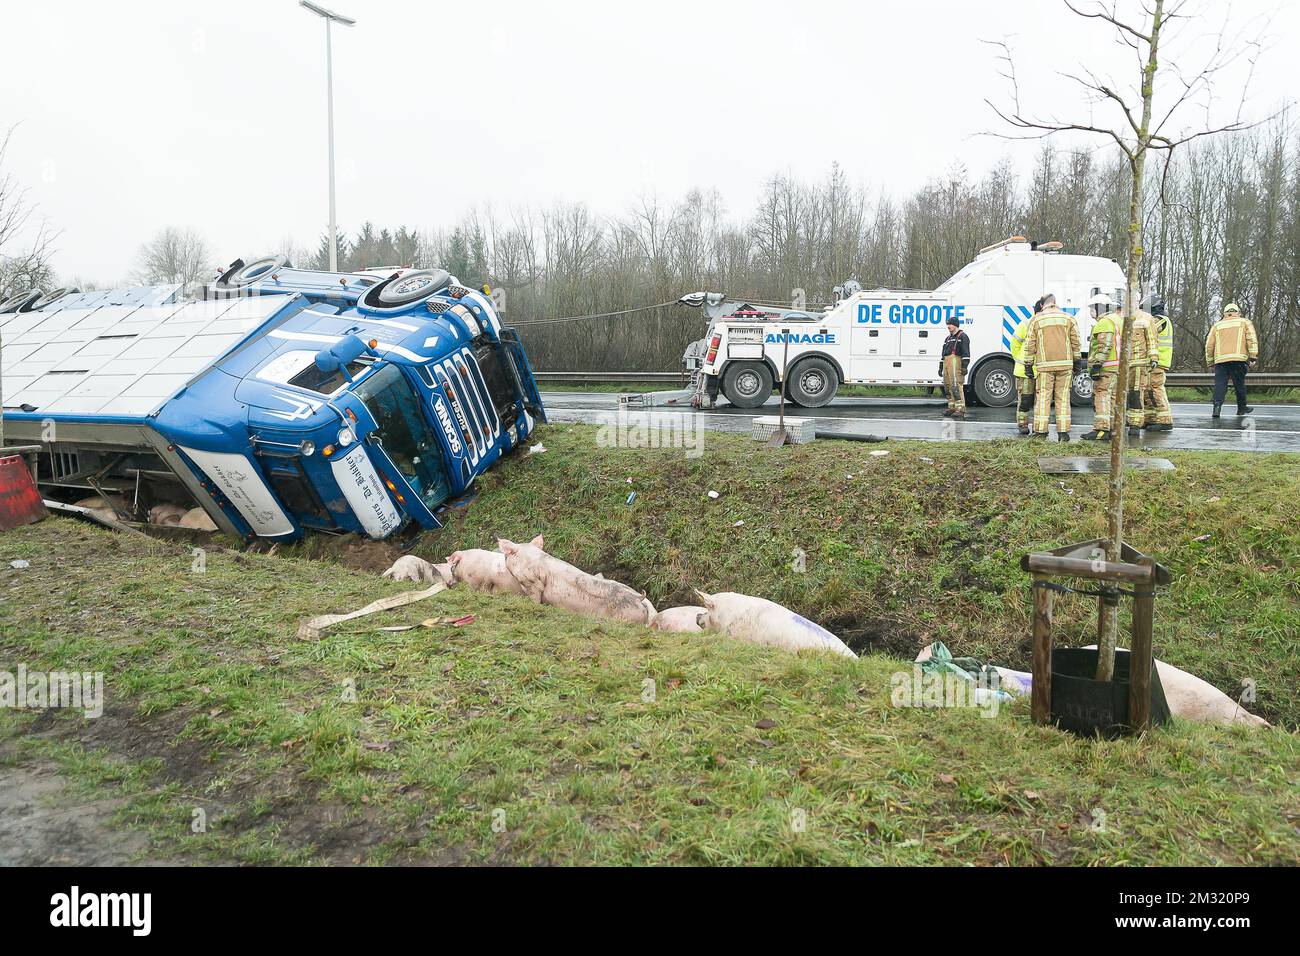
xmin=535 ymin=371 xmax=1299 ymax=387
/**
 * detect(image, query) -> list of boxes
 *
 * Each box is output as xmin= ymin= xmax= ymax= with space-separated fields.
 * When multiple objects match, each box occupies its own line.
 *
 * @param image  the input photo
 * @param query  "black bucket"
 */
xmin=1050 ymin=648 xmax=1170 ymax=738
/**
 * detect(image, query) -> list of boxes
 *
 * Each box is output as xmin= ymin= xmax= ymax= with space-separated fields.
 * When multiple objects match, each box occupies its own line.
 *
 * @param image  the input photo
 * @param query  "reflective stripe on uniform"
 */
xmin=1027 ymin=310 xmax=1078 ymax=371
xmin=1090 ymin=314 xmax=1118 ymax=368
xmin=1206 ymin=317 xmax=1256 ymax=364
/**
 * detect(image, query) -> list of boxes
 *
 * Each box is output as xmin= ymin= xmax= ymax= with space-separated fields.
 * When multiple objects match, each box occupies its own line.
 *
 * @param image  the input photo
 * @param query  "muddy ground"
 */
xmin=0 ymin=760 xmax=152 ymax=866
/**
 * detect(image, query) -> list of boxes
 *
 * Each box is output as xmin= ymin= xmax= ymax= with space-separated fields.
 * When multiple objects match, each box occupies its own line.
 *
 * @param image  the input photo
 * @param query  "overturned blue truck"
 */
xmin=0 ymin=258 xmax=545 ymax=541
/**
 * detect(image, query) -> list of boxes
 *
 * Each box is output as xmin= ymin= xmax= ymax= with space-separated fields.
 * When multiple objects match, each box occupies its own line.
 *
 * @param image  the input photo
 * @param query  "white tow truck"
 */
xmin=678 ymin=237 xmax=1126 ymax=409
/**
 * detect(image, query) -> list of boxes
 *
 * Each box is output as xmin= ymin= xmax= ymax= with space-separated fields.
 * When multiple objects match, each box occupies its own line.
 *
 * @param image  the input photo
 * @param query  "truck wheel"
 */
xmin=972 ymin=358 xmax=1016 ymax=407
xmin=362 ymin=268 xmax=451 ymax=310
xmin=785 ymin=357 xmax=837 ymax=408
xmin=721 ymin=362 xmax=773 ymax=409
xmin=217 ymin=255 xmax=289 ymax=288
xmin=1071 ymin=369 xmax=1094 ymax=406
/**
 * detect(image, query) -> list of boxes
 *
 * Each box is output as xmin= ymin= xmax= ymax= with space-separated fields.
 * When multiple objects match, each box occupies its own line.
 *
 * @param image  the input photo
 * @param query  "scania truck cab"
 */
xmin=0 ymin=260 xmax=545 ymax=540
xmin=683 ymin=237 xmax=1127 ymax=409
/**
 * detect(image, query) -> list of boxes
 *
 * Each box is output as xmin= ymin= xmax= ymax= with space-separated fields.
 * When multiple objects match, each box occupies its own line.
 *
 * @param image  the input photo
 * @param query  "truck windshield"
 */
xmin=353 ymin=364 xmax=451 ymax=510
xmin=473 ymin=340 xmax=521 ymax=429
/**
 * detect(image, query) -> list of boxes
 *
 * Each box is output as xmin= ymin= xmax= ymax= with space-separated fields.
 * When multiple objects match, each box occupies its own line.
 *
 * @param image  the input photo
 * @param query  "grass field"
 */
xmin=1 ymin=426 xmax=1296 ymax=865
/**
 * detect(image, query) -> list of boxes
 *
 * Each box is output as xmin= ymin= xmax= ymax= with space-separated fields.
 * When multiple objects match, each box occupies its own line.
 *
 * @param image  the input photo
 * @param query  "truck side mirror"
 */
xmin=314 ymin=334 xmax=374 ymax=383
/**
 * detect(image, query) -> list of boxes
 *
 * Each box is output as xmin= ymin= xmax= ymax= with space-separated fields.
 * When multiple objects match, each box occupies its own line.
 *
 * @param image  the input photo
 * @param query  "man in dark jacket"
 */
xmin=940 ymin=316 xmax=971 ymax=418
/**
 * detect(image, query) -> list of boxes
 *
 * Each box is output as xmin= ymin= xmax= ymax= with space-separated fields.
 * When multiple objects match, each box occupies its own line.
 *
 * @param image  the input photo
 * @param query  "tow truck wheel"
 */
xmin=785 ymin=357 xmax=838 ymax=408
xmin=721 ymin=362 xmax=773 ymax=409
xmin=1070 ymin=368 xmax=1094 ymax=406
xmin=971 ymin=357 xmax=1016 ymax=407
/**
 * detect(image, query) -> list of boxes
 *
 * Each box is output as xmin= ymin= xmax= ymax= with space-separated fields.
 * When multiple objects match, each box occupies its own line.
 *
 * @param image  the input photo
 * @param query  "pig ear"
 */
xmin=498 ymin=539 xmax=518 ymax=555
xmin=529 ymin=534 xmax=544 ymax=549
xmin=693 ymin=589 xmax=714 ymax=609
xmin=447 ymin=551 xmax=462 ymax=565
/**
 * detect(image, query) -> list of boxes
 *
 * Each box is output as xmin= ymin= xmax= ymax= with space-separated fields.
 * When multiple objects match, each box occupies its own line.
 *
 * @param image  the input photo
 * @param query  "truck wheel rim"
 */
xmin=986 ymin=369 xmax=1012 ymax=399
xmin=1074 ymin=371 xmax=1094 ymax=399
xmin=393 ymin=274 xmax=437 ymax=296
xmin=736 ymin=371 xmax=760 ymax=396
xmin=800 ymin=370 xmax=826 ymax=395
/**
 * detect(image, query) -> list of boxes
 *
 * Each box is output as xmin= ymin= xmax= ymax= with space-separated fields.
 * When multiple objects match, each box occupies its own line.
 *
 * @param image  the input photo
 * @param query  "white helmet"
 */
xmin=1087 ymin=292 xmax=1113 ymax=317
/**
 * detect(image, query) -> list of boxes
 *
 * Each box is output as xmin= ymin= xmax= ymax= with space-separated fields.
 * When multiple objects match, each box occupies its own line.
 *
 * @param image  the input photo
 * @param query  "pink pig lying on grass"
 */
xmin=498 ymin=537 xmax=656 ymax=625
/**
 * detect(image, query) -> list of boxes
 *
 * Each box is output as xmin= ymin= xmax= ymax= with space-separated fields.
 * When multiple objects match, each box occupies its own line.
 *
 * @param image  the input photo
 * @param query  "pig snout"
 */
xmin=651 ymin=606 xmax=707 ymax=633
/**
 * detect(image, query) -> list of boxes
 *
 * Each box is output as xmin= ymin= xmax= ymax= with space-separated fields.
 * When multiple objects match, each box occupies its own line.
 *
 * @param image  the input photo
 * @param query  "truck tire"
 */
xmin=217 ymin=255 xmax=288 ymax=288
xmin=971 ymin=357 xmax=1016 ymax=407
xmin=1071 ymin=368 xmax=1094 ymax=406
xmin=721 ymin=362 xmax=773 ymax=409
xmin=785 ymin=356 xmax=838 ymax=407
xmin=362 ymin=268 xmax=451 ymax=310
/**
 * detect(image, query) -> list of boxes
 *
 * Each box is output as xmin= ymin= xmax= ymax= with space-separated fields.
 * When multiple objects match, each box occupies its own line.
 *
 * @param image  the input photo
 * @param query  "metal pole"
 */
xmin=325 ymin=17 xmax=337 ymax=272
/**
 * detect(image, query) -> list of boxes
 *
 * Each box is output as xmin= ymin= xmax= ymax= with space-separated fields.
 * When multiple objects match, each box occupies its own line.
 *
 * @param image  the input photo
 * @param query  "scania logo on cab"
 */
xmin=857 ymin=303 xmax=967 ymax=325
xmin=433 ymin=397 xmax=463 ymax=455
xmin=765 ymin=332 xmax=837 ymax=345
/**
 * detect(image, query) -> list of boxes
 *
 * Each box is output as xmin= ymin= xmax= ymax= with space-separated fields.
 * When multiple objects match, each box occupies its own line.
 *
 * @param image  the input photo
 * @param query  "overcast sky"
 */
xmin=2 ymin=0 xmax=1295 ymax=283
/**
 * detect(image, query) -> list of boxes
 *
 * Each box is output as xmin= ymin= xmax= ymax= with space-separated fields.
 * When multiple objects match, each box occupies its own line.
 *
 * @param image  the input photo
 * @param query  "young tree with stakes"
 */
xmin=985 ymin=0 xmax=1278 ymax=681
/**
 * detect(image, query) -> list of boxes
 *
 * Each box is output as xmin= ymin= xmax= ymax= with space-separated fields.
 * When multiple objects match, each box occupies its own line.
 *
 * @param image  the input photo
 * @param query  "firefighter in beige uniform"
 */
xmin=1010 ymin=297 xmax=1045 ymax=435
xmin=1205 ymin=303 xmax=1259 ymax=418
xmin=1021 ymin=293 xmax=1083 ymax=441
xmin=1081 ymin=293 xmax=1118 ymax=441
xmin=1124 ymin=307 xmax=1161 ymax=433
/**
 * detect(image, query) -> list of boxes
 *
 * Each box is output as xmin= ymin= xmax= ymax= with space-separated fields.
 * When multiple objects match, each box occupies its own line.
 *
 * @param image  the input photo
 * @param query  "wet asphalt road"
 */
xmin=541 ymin=392 xmax=1300 ymax=453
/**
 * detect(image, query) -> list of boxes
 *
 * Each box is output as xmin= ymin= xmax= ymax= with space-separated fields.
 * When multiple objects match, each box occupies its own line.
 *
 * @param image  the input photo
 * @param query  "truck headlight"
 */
xmin=299 ymin=440 xmax=316 ymax=457
xmin=338 ymin=427 xmax=355 ymax=447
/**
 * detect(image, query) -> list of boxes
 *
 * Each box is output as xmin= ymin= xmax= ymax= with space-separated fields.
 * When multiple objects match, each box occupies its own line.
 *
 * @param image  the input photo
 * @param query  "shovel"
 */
xmin=765 ymin=333 xmax=792 ymax=449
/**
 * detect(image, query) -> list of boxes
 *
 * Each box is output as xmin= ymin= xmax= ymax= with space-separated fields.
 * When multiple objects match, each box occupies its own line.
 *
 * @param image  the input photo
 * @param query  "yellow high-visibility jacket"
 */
xmin=1089 ymin=314 xmax=1118 ymax=369
xmin=1205 ymin=315 xmax=1259 ymax=365
xmin=1022 ymin=307 xmax=1081 ymax=372
xmin=1010 ymin=316 xmax=1032 ymax=379
xmin=1155 ymin=313 xmax=1173 ymax=369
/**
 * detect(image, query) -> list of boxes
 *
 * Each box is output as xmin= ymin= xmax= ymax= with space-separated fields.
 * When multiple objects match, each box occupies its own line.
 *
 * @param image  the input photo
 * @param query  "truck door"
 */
xmin=899 ymin=324 xmax=939 ymax=359
xmin=849 ymin=325 xmax=899 ymax=380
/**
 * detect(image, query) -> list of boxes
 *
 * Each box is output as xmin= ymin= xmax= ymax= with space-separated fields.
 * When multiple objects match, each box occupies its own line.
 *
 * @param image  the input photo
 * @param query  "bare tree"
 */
xmin=986 ymin=0 xmax=1279 ymax=680
xmin=131 ymin=226 xmax=214 ymax=291
xmin=0 ymin=127 xmax=57 ymax=299
xmin=1 ymin=126 xmax=59 ymax=447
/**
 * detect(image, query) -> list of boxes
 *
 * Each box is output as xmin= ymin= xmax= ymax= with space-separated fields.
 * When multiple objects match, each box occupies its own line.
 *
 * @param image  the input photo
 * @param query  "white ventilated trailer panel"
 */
xmin=1 ymin=292 xmax=287 ymax=417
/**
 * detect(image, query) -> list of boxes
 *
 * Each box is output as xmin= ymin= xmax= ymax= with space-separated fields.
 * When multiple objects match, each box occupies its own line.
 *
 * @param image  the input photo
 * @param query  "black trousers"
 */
xmin=1212 ymin=362 xmax=1249 ymax=409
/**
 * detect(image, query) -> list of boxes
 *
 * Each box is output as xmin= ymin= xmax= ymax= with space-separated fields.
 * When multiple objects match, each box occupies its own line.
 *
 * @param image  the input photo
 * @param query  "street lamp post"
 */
xmin=300 ymin=1 xmax=355 ymax=273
